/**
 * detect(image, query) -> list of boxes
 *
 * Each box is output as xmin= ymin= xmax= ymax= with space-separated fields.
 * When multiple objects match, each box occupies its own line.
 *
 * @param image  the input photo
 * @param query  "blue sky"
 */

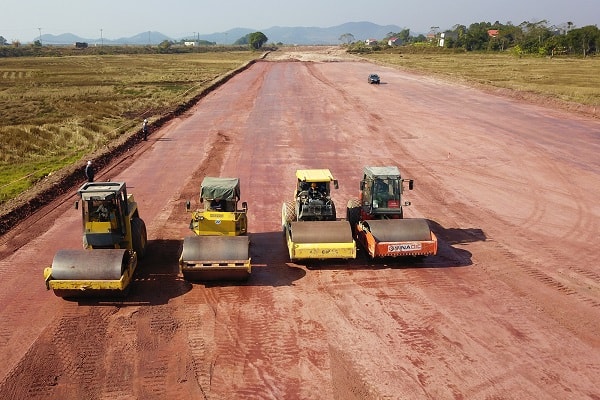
xmin=1 ymin=0 xmax=597 ymax=42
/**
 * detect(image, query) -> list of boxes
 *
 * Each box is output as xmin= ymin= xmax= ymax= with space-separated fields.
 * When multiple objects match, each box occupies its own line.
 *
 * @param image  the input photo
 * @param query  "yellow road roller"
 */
xmin=281 ymin=169 xmax=356 ymax=261
xmin=179 ymin=177 xmax=251 ymax=281
xmin=44 ymin=182 xmax=147 ymax=297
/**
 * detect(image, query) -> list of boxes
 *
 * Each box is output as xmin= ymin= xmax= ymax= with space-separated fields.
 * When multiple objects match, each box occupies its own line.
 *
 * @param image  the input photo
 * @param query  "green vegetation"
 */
xmin=360 ymin=50 xmax=600 ymax=106
xmin=0 ymin=51 xmax=258 ymax=203
xmin=234 ymin=32 xmax=269 ymax=49
xmin=347 ymin=22 xmax=599 ymax=57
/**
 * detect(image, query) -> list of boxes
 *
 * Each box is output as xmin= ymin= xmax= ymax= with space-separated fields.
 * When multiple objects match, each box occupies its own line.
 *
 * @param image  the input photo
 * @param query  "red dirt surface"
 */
xmin=1 ymin=52 xmax=599 ymax=399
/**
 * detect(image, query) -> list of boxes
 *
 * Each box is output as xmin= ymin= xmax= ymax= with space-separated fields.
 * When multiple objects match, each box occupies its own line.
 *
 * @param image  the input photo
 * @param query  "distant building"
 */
xmin=438 ymin=32 xmax=457 ymax=47
xmin=184 ymin=41 xmax=196 ymax=47
xmin=74 ymin=42 xmax=88 ymax=49
xmin=388 ymin=37 xmax=403 ymax=46
xmin=487 ymin=29 xmax=499 ymax=38
xmin=365 ymin=39 xmax=378 ymax=46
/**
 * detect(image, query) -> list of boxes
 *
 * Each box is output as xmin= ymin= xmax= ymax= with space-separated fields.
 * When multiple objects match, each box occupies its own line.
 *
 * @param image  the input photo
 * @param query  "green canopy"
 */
xmin=200 ymin=177 xmax=240 ymax=200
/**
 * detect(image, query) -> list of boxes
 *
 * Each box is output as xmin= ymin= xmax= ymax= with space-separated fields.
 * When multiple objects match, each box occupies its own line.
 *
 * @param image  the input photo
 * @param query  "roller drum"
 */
xmin=181 ymin=236 xmax=249 ymax=263
xmin=366 ymin=219 xmax=432 ymax=242
xmin=290 ymin=221 xmax=353 ymax=244
xmin=51 ymin=249 xmax=129 ymax=280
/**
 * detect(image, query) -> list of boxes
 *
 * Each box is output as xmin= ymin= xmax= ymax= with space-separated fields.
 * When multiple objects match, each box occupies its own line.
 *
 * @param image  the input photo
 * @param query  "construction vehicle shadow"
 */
xmin=73 ymin=239 xmax=192 ymax=306
xmin=192 ymin=231 xmax=304 ymax=288
xmin=301 ymin=219 xmax=484 ymax=271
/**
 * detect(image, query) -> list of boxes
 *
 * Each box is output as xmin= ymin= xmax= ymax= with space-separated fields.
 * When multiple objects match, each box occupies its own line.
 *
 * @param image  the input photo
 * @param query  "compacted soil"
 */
xmin=0 ymin=49 xmax=599 ymax=399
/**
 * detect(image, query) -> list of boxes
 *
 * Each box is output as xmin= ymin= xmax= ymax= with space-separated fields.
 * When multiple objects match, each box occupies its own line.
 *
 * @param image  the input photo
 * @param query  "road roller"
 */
xmin=281 ymin=169 xmax=356 ymax=261
xmin=346 ymin=166 xmax=437 ymax=259
xmin=179 ymin=177 xmax=251 ymax=281
xmin=43 ymin=182 xmax=147 ymax=297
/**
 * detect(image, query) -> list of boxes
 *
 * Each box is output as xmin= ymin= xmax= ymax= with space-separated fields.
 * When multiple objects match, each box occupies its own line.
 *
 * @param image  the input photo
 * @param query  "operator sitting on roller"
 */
xmin=308 ymin=182 xmax=323 ymax=200
xmin=93 ymin=203 xmax=110 ymax=221
xmin=210 ymin=198 xmax=225 ymax=211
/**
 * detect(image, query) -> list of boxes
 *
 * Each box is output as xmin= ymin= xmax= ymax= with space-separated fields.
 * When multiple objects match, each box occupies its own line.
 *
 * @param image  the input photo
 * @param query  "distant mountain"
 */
xmin=38 ymin=22 xmax=405 ymax=46
xmin=202 ymin=22 xmax=405 ymax=45
xmin=40 ymin=31 xmax=172 ymax=46
xmin=115 ymin=31 xmax=172 ymax=45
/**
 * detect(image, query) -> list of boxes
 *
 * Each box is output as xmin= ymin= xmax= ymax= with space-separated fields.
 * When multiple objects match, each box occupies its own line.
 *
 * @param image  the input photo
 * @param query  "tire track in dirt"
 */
xmin=402 ymin=131 xmax=600 ymax=316
xmin=311 ymin=231 xmax=596 ymax=398
xmin=308 ymin=270 xmax=437 ymax=398
xmin=101 ymin=307 xmax=138 ymax=399
xmin=478 ymin=143 xmax=600 ymax=309
xmin=0 ymin=305 xmax=117 ymax=399
xmin=136 ymin=304 xmax=181 ymax=398
xmin=0 ymin=125 xmax=237 ymax=400
xmin=151 ymin=128 xmax=237 ymax=399
xmin=482 ymin=238 xmax=600 ymax=342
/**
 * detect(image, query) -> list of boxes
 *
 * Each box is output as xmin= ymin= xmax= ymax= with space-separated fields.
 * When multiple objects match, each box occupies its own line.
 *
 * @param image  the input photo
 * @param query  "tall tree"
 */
xmin=339 ymin=33 xmax=355 ymax=44
xmin=248 ymin=32 xmax=268 ymax=49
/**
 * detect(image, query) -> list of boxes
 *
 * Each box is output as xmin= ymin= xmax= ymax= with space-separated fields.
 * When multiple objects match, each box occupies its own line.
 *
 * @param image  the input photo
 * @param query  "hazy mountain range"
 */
xmin=37 ymin=21 xmax=406 ymax=46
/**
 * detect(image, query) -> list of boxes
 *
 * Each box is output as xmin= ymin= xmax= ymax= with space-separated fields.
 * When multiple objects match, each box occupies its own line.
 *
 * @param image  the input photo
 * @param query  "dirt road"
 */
xmin=0 ymin=54 xmax=599 ymax=399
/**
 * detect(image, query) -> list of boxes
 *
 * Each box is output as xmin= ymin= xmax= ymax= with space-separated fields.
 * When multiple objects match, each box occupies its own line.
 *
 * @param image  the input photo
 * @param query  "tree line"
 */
xmin=0 ymin=31 xmax=270 ymax=57
xmin=345 ymin=21 xmax=599 ymax=56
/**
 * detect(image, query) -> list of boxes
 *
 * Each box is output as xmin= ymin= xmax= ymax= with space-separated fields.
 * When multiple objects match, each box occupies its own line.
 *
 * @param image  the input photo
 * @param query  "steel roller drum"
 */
xmin=51 ymin=249 xmax=128 ymax=280
xmin=290 ymin=221 xmax=353 ymax=243
xmin=181 ymin=236 xmax=249 ymax=262
xmin=366 ymin=219 xmax=432 ymax=242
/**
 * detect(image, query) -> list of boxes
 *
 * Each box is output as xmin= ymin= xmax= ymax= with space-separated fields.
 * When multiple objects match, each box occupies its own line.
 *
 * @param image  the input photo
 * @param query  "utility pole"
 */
xmin=100 ymin=28 xmax=103 ymax=46
xmin=38 ymin=27 xmax=42 ymax=45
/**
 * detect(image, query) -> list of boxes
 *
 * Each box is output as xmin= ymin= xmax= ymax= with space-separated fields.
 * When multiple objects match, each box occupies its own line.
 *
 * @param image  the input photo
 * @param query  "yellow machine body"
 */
xmin=44 ymin=182 xmax=147 ymax=298
xmin=180 ymin=177 xmax=251 ymax=281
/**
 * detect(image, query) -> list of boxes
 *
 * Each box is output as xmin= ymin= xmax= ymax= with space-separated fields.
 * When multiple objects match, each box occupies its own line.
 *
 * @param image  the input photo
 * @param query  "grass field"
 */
xmin=362 ymin=51 xmax=600 ymax=106
xmin=0 ymin=52 xmax=258 ymax=203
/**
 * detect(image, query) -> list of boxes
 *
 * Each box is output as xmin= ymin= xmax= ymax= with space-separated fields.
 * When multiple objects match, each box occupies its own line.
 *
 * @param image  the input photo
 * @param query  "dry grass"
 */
xmin=362 ymin=52 xmax=600 ymax=107
xmin=0 ymin=52 xmax=258 ymax=203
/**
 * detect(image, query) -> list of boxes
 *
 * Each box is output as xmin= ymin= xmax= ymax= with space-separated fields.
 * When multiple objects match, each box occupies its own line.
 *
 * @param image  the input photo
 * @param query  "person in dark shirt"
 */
xmin=85 ymin=161 xmax=95 ymax=182
xmin=210 ymin=198 xmax=226 ymax=211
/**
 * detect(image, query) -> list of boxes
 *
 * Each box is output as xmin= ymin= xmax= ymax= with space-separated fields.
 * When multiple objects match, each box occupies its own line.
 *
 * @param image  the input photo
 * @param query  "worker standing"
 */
xmin=142 ymin=118 xmax=148 ymax=141
xmin=85 ymin=161 xmax=95 ymax=182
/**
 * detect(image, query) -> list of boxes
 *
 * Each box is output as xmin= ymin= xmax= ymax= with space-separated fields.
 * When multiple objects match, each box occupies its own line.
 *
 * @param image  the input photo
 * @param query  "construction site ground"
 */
xmin=0 ymin=48 xmax=599 ymax=399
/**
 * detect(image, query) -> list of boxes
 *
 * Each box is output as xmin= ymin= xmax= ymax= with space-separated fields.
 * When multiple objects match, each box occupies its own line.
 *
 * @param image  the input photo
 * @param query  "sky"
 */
xmin=1 ymin=0 xmax=598 ymax=42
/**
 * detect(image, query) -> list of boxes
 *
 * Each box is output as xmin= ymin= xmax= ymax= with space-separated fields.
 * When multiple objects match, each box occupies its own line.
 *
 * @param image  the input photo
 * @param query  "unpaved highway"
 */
xmin=0 ymin=54 xmax=599 ymax=399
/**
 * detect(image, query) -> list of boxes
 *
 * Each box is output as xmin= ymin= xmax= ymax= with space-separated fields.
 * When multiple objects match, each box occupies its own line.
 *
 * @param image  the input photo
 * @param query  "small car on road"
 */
xmin=368 ymin=74 xmax=380 ymax=84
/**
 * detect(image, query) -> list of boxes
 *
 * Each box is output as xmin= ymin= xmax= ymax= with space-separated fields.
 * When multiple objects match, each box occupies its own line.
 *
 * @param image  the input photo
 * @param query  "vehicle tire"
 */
xmin=131 ymin=217 xmax=147 ymax=259
xmin=83 ymin=235 xmax=91 ymax=249
xmin=346 ymin=198 xmax=361 ymax=225
xmin=281 ymin=201 xmax=296 ymax=232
